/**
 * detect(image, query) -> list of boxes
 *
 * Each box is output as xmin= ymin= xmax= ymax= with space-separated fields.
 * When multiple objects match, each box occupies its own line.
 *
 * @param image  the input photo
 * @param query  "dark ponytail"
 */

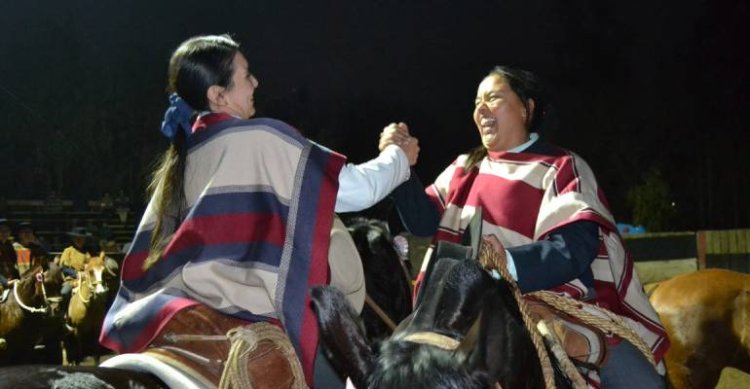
xmin=143 ymin=35 xmax=240 ymax=271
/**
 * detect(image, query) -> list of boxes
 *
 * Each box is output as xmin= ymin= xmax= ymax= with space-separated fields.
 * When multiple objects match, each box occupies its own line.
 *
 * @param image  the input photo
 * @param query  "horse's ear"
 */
xmin=311 ymin=286 xmax=375 ymax=388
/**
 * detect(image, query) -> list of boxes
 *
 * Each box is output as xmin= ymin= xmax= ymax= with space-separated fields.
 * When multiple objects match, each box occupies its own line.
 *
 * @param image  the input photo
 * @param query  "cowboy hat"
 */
xmin=67 ymin=227 xmax=92 ymax=238
xmin=16 ymin=221 xmax=34 ymax=232
xmin=328 ymin=216 xmax=366 ymax=313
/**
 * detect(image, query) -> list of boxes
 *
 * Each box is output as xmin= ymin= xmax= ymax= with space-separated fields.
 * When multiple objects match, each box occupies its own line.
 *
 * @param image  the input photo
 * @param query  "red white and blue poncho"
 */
xmin=100 ymin=113 xmax=345 ymax=385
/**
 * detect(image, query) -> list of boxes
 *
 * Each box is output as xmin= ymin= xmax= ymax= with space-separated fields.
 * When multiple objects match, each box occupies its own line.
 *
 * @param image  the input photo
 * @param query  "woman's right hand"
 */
xmin=379 ymin=122 xmax=419 ymax=166
xmin=402 ymin=136 xmax=419 ymax=166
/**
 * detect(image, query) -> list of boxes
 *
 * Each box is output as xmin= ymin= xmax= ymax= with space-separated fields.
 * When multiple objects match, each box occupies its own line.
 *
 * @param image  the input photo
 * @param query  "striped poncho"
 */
xmin=417 ymin=143 xmax=669 ymax=371
xmin=99 ymin=113 xmax=345 ymax=385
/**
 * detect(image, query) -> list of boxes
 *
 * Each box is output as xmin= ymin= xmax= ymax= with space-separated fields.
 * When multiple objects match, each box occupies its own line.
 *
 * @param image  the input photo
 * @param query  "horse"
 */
xmin=346 ymin=217 xmax=413 ymax=341
xmin=0 ymin=220 xmax=413 ymax=385
xmin=64 ymin=253 xmax=111 ymax=365
xmin=311 ymin=255 xmax=572 ymax=389
xmin=649 ymin=268 xmax=750 ymax=389
xmin=0 ymin=263 xmax=65 ymax=365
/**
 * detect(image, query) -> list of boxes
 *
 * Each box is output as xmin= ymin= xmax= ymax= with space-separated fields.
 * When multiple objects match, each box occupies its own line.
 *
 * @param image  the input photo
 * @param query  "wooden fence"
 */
xmin=627 ymin=228 xmax=750 ymax=285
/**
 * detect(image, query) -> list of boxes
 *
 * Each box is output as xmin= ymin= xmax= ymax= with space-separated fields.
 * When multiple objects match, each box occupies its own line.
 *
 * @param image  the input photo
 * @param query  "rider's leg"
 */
xmin=314 ymin=343 xmax=345 ymax=389
xmin=599 ymin=339 xmax=666 ymax=389
xmin=61 ymin=282 xmax=73 ymax=311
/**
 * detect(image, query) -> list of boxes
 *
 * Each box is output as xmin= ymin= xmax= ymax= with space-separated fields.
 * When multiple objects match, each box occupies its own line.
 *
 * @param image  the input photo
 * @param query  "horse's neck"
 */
xmin=15 ymin=278 xmax=42 ymax=307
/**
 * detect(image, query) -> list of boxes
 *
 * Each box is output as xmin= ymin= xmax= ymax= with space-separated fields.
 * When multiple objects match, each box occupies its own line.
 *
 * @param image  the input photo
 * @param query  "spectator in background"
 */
xmin=59 ymin=227 xmax=94 ymax=272
xmin=44 ymin=190 xmax=64 ymax=213
xmin=0 ymin=218 xmax=19 ymax=284
xmin=99 ymin=192 xmax=114 ymax=213
xmin=58 ymin=227 xmax=94 ymax=307
xmin=114 ymin=190 xmax=130 ymax=223
xmin=13 ymin=221 xmax=50 ymax=274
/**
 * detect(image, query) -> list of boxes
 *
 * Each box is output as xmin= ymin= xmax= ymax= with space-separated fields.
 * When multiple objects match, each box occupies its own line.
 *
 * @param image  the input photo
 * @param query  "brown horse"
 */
xmin=65 ymin=253 xmax=110 ymax=365
xmin=649 ymin=268 xmax=750 ymax=388
xmin=0 ymin=264 xmax=64 ymax=365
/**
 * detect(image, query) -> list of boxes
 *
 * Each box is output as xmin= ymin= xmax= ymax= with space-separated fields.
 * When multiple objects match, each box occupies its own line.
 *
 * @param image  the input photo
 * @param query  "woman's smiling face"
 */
xmin=473 ymin=74 xmax=533 ymax=152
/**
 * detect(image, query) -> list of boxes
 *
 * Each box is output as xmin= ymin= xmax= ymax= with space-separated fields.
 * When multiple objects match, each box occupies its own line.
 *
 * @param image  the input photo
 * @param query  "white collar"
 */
xmin=507 ymin=132 xmax=539 ymax=153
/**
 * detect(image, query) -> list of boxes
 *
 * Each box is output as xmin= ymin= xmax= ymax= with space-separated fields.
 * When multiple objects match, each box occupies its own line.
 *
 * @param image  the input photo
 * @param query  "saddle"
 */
xmin=419 ymin=207 xmax=608 ymax=371
xmin=105 ymin=305 xmax=306 ymax=389
xmin=525 ymin=298 xmax=608 ymax=368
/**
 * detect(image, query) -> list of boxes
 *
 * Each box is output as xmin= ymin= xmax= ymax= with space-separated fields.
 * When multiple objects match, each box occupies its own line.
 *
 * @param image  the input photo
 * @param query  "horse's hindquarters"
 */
xmin=650 ymin=269 xmax=750 ymax=389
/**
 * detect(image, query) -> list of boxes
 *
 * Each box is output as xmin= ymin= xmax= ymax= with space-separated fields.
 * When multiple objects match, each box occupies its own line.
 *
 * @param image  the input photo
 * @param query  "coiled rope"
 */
xmin=528 ymin=290 xmax=656 ymax=367
xmin=479 ymin=243 xmax=561 ymax=389
xmin=218 ymin=322 xmax=306 ymax=389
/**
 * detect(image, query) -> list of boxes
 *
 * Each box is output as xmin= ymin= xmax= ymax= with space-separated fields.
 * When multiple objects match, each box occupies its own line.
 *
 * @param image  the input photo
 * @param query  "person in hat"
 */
xmin=58 ymin=227 xmax=95 ymax=308
xmin=100 ymin=34 xmax=419 ymax=388
xmin=0 ymin=218 xmax=19 ymax=285
xmin=59 ymin=227 xmax=93 ymax=273
xmin=13 ymin=222 xmax=50 ymax=275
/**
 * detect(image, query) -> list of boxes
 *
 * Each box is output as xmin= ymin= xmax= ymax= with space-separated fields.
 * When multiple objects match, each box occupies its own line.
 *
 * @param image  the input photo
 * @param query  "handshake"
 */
xmin=378 ymin=122 xmax=420 ymax=166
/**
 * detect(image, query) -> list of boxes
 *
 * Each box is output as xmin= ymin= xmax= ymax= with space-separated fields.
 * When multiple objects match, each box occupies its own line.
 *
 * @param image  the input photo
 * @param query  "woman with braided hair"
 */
xmin=100 ymin=34 xmax=419 ymax=388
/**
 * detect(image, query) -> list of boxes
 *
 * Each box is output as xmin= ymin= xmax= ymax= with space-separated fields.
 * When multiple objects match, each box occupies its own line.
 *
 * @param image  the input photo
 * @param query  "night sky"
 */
xmin=1 ymin=0 xmax=748 ymax=230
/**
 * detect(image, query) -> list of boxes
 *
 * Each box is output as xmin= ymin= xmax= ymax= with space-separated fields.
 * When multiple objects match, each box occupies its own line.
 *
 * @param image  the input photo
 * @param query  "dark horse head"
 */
xmin=6 ymin=263 xmax=64 ymax=317
xmin=345 ymin=217 xmax=413 ymax=342
xmin=0 ymin=262 xmax=65 ymax=365
xmin=312 ymin=257 xmax=570 ymax=389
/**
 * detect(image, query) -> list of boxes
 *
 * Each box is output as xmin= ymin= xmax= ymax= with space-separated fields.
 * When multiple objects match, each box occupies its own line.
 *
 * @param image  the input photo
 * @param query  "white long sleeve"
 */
xmin=335 ymin=144 xmax=411 ymax=213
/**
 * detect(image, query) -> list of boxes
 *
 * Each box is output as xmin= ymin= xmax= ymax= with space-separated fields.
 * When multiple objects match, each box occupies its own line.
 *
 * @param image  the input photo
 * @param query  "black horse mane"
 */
xmin=371 ymin=340 xmax=490 ymax=389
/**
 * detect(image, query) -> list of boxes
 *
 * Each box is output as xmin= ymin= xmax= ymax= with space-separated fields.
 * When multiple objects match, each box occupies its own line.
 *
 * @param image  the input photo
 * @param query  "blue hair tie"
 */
xmin=160 ymin=93 xmax=194 ymax=141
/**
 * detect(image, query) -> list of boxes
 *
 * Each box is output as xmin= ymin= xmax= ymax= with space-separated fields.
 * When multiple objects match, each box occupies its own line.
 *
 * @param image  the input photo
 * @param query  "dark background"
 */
xmin=1 ymin=0 xmax=748 ymax=230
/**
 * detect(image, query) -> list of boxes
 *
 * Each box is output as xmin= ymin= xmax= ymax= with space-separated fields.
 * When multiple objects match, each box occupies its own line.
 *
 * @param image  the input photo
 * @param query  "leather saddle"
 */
xmin=102 ymin=304 xmax=306 ymax=388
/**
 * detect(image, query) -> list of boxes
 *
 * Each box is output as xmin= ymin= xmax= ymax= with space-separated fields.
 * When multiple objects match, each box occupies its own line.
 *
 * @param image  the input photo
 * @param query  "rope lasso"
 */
xmin=528 ymin=290 xmax=656 ymax=367
xmin=480 ymin=239 xmax=658 ymax=388
xmin=478 ymin=242 xmax=560 ymax=389
xmin=74 ymin=273 xmax=91 ymax=304
xmin=218 ymin=322 xmax=306 ymax=389
xmin=535 ymin=319 xmax=588 ymax=388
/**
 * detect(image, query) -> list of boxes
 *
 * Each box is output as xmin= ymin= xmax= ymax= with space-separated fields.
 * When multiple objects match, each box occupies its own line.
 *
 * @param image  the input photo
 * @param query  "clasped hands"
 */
xmin=379 ymin=122 xmax=419 ymax=166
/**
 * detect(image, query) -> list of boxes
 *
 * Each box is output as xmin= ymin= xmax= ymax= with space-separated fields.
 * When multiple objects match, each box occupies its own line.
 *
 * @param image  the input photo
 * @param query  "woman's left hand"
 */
xmin=379 ymin=122 xmax=411 ymax=151
xmin=481 ymin=234 xmax=508 ymax=272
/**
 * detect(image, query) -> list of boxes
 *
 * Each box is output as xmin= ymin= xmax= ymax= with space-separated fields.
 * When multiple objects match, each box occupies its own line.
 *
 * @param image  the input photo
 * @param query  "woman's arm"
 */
xmin=335 ymin=144 xmax=411 ymax=213
xmin=508 ymin=220 xmax=600 ymax=293
xmin=390 ymin=173 xmax=440 ymax=237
